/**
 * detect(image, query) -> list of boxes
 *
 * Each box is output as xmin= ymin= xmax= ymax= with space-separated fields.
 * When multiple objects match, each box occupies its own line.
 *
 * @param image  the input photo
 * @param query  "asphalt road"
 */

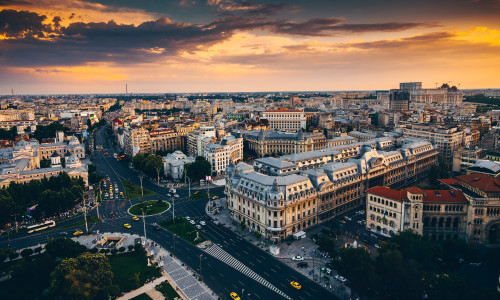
xmin=0 ymin=125 xmax=337 ymax=300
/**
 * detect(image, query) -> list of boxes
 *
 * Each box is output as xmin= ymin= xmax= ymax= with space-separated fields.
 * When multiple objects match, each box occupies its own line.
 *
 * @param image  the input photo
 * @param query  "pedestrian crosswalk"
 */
xmin=205 ymin=244 xmax=291 ymax=299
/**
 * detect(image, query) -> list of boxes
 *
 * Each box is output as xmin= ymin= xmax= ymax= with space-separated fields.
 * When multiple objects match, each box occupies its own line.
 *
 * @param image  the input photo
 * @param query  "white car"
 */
xmin=200 ymin=221 xmax=206 ymax=226
xmin=174 ymin=194 xmax=179 ymax=198
xmin=167 ymin=193 xmax=171 ymax=197
xmin=185 ymin=216 xmax=191 ymax=221
xmin=190 ymin=220 xmax=196 ymax=225
xmin=292 ymin=255 xmax=304 ymax=261
xmin=196 ymin=225 xmax=202 ymax=229
xmin=344 ymin=216 xmax=352 ymax=221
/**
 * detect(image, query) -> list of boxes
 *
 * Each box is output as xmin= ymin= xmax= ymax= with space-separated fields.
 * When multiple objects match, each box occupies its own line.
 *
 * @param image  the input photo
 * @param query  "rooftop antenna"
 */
xmin=126 ymin=83 xmax=128 ymax=95
xmin=435 ymin=82 xmax=438 ymax=88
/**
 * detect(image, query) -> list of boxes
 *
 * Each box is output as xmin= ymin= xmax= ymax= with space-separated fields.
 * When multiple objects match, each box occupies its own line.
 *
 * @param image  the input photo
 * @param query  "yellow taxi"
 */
xmin=132 ymin=216 xmax=139 ymax=221
xmin=73 ymin=231 xmax=83 ymax=236
xmin=124 ymin=223 xmax=131 ymax=228
xmin=290 ymin=281 xmax=301 ymax=290
xmin=194 ymin=191 xmax=200 ymax=195
xmin=230 ymin=292 xmax=240 ymax=300
xmin=212 ymin=195 xmax=219 ymax=200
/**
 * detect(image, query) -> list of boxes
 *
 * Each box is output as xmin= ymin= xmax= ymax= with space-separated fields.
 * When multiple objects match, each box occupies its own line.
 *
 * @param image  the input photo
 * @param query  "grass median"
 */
xmin=122 ymin=180 xmax=156 ymax=200
xmin=155 ymin=281 xmax=180 ymax=299
xmin=159 ymin=217 xmax=207 ymax=245
xmin=129 ymin=200 xmax=170 ymax=216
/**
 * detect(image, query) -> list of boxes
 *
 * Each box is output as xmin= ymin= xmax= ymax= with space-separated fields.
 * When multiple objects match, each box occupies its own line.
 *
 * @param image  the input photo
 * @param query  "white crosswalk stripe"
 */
xmin=205 ymin=244 xmax=291 ymax=299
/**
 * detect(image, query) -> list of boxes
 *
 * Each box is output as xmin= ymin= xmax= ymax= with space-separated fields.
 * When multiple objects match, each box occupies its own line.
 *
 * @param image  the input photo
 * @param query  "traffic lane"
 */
xmin=146 ymin=227 xmax=280 ymax=300
xmin=202 ymin=222 xmax=335 ymax=299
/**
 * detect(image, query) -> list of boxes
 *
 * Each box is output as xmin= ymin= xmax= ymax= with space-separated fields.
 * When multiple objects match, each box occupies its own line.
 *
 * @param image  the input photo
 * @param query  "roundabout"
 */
xmin=128 ymin=200 xmax=170 ymax=216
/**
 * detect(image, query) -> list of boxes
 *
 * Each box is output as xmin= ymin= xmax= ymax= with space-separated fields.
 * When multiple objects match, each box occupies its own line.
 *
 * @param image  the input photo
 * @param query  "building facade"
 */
xmin=261 ymin=108 xmax=306 ymax=132
xmin=225 ymin=138 xmax=438 ymax=242
xmin=204 ymin=135 xmax=243 ymax=175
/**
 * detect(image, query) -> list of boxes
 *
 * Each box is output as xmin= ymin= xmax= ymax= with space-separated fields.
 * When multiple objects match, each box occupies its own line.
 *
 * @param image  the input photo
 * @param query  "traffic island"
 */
xmin=158 ymin=217 xmax=208 ymax=245
xmin=129 ymin=200 xmax=170 ymax=216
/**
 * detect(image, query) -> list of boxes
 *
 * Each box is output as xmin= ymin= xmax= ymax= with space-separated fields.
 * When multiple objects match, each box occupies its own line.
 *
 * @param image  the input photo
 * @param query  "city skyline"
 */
xmin=1 ymin=0 xmax=500 ymax=94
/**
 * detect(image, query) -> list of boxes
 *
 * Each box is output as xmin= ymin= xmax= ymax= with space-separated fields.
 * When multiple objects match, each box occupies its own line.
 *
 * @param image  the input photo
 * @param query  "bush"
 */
xmin=128 ymin=245 xmax=134 ymax=251
xmin=119 ymin=247 xmax=126 ymax=252
xmin=9 ymin=251 xmax=19 ymax=261
xmin=89 ymin=248 xmax=99 ymax=254
xmin=20 ymin=248 xmax=34 ymax=258
xmin=111 ymin=249 xmax=118 ymax=255
xmin=134 ymin=243 xmax=144 ymax=252
xmin=34 ymin=246 xmax=43 ymax=254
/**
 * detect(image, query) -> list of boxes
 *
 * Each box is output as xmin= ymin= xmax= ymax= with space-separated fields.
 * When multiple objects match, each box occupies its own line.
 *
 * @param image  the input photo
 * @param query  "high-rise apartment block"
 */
xmin=261 ymin=108 xmax=306 ymax=132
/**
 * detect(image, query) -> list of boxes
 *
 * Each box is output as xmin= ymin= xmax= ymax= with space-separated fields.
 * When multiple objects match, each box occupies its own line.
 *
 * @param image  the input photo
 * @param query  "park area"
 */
xmin=108 ymin=248 xmax=162 ymax=293
xmin=129 ymin=200 xmax=170 ymax=216
xmin=122 ymin=180 xmax=156 ymax=200
xmin=159 ymin=217 xmax=208 ymax=245
xmin=189 ymin=190 xmax=224 ymax=201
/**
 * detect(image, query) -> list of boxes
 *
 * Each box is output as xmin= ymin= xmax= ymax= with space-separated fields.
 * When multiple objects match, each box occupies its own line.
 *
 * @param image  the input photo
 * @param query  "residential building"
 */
xmin=124 ymin=127 xmax=151 ymax=157
xmin=204 ymin=135 xmax=243 ymax=175
xmin=403 ymin=124 xmax=466 ymax=166
xmin=150 ymin=129 xmax=186 ymax=154
xmin=452 ymin=147 xmax=485 ymax=174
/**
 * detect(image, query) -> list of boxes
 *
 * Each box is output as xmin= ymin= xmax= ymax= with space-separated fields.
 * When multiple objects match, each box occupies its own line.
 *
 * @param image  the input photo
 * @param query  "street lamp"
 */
xmin=199 ymin=254 xmax=204 ymax=282
xmin=82 ymin=190 xmax=89 ymax=233
xmin=141 ymin=208 xmax=147 ymax=239
xmin=138 ymin=172 xmax=144 ymax=196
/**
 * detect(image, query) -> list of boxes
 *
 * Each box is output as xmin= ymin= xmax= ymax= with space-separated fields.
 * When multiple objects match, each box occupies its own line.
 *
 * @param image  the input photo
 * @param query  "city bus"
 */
xmin=27 ymin=220 xmax=56 ymax=233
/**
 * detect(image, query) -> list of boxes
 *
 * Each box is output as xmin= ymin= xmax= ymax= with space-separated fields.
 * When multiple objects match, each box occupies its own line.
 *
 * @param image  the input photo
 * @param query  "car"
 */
xmin=335 ymin=275 xmax=347 ymax=283
xmin=73 ymin=231 xmax=83 ymax=236
xmin=321 ymin=267 xmax=332 ymax=275
xmin=167 ymin=193 xmax=172 ymax=197
xmin=196 ymin=225 xmax=202 ymax=229
xmin=185 ymin=216 xmax=191 ymax=221
xmin=290 ymin=281 xmax=302 ymax=290
xmin=230 ymin=292 xmax=240 ymax=300
xmin=109 ymin=212 xmax=114 ymax=218
xmin=132 ymin=216 xmax=139 ymax=221
xmin=124 ymin=224 xmax=131 ymax=228
xmin=297 ymin=262 xmax=308 ymax=268
xmin=292 ymin=255 xmax=304 ymax=261
xmin=374 ymin=244 xmax=380 ymax=248
xmin=194 ymin=191 xmax=200 ymax=195
xmin=344 ymin=216 xmax=352 ymax=221
xmin=103 ymin=152 xmax=108 ymax=155
xmin=120 ymin=192 xmax=123 ymax=196
xmin=200 ymin=221 xmax=206 ymax=226
xmin=213 ymin=220 xmax=220 ymax=225
xmin=190 ymin=220 xmax=196 ymax=225
xmin=59 ymin=231 xmax=69 ymax=236
xmin=339 ymin=220 xmax=346 ymax=224
xmin=212 ymin=196 xmax=219 ymax=200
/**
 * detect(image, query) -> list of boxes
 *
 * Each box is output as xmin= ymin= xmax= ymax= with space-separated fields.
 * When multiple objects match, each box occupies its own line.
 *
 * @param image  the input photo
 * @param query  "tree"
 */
xmin=132 ymin=153 xmax=146 ymax=170
xmin=185 ymin=157 xmax=211 ymax=182
xmin=346 ymin=125 xmax=354 ymax=133
xmin=143 ymin=154 xmax=163 ymax=178
xmin=40 ymin=158 xmax=51 ymax=168
xmin=336 ymin=247 xmax=379 ymax=296
xmin=318 ymin=237 xmax=337 ymax=258
xmin=49 ymin=252 xmax=117 ymax=299
xmin=20 ymin=248 xmax=34 ymax=258
xmin=45 ymin=237 xmax=87 ymax=259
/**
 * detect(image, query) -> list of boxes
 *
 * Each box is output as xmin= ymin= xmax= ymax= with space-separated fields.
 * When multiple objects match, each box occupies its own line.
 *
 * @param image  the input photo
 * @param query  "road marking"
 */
xmin=304 ymin=291 xmax=312 ymax=297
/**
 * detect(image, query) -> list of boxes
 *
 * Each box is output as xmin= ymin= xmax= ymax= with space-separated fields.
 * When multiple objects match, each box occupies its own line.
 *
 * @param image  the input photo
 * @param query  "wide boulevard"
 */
xmin=0 ymin=125 xmax=335 ymax=300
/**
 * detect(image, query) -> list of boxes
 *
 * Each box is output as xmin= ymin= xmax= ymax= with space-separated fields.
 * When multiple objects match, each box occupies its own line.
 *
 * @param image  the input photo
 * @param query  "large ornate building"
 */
xmin=0 ymin=138 xmax=88 ymax=187
xmin=365 ymin=172 xmax=500 ymax=243
xmin=225 ymin=138 xmax=438 ymax=242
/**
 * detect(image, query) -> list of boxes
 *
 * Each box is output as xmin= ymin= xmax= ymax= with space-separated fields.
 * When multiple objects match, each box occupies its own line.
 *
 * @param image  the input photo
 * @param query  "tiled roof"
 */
xmin=456 ymin=173 xmax=500 ymax=193
xmin=439 ymin=178 xmax=459 ymax=185
xmin=366 ymin=186 xmax=407 ymax=202
xmin=421 ymin=190 xmax=468 ymax=203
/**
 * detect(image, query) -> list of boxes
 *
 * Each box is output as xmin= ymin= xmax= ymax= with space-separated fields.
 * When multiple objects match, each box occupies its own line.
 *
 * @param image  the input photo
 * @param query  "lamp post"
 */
xmin=141 ymin=208 xmax=147 ymax=239
xmin=83 ymin=190 xmax=88 ymax=233
xmin=199 ymin=254 xmax=203 ymax=282
xmin=138 ymin=172 xmax=144 ymax=196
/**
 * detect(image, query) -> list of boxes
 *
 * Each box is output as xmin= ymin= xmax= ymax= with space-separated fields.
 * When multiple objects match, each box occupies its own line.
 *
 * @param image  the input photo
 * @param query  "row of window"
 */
xmin=369 ymin=195 xmax=398 ymax=208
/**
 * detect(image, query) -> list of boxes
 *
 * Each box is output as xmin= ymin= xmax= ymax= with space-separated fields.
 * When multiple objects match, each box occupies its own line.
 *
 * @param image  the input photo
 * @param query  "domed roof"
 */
xmin=13 ymin=139 xmax=32 ymax=152
xmin=65 ymin=154 xmax=80 ymax=164
xmin=68 ymin=136 xmax=80 ymax=145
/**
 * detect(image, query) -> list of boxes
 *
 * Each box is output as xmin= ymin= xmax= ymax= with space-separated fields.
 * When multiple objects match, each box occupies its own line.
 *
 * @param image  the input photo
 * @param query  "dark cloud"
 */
xmin=245 ymin=3 xmax=298 ymax=16
xmin=0 ymin=8 xmax=444 ymax=68
xmin=0 ymin=9 xmax=50 ymax=38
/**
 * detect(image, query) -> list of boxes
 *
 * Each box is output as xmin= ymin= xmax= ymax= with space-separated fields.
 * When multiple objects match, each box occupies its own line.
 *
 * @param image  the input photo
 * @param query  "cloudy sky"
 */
xmin=1 ymin=0 xmax=499 ymax=94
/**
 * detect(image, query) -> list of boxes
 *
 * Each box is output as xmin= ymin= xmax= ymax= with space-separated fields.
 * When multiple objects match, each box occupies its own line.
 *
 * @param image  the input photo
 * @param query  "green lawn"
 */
xmin=155 ymin=281 xmax=180 ymax=300
xmin=58 ymin=215 xmax=101 ymax=230
xmin=131 ymin=293 xmax=153 ymax=300
xmin=108 ymin=250 xmax=162 ymax=293
xmin=122 ymin=180 xmax=156 ymax=200
xmin=129 ymin=200 xmax=170 ymax=216
xmin=159 ymin=217 xmax=208 ymax=245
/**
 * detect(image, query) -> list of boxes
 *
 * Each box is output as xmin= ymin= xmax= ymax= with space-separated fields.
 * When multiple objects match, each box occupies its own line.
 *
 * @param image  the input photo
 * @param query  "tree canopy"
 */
xmin=33 ymin=122 xmax=69 ymax=141
xmin=132 ymin=153 xmax=164 ymax=178
xmin=49 ymin=252 xmax=117 ymax=299
xmin=184 ymin=156 xmax=211 ymax=182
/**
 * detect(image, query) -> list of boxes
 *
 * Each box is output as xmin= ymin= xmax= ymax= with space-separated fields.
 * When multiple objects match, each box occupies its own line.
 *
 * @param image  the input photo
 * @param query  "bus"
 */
xmin=27 ymin=220 xmax=56 ymax=233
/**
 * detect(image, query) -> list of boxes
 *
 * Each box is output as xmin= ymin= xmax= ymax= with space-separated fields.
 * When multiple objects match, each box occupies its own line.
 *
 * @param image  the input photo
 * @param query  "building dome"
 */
xmin=13 ymin=139 xmax=32 ymax=152
xmin=68 ymin=136 xmax=80 ymax=145
xmin=268 ymin=178 xmax=284 ymax=201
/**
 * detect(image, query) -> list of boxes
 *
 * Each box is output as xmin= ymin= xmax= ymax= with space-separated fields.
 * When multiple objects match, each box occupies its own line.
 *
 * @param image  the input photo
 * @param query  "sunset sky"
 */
xmin=1 ymin=0 xmax=499 ymax=94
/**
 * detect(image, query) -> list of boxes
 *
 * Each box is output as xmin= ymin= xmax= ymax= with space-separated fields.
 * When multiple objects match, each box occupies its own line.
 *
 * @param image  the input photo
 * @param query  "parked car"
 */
xmin=321 ymin=267 xmax=332 ymax=275
xmin=190 ymin=220 xmax=196 ymax=225
xmin=292 ymin=255 xmax=304 ymax=261
xmin=196 ymin=225 xmax=202 ymax=229
xmin=344 ymin=216 xmax=352 ymax=221
xmin=200 ymin=221 xmax=206 ymax=226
